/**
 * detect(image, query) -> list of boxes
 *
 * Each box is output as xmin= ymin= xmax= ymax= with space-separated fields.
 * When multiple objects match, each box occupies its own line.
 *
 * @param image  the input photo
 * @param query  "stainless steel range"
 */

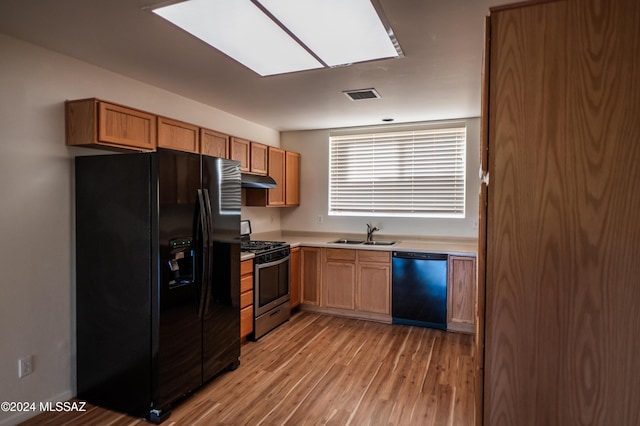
xmin=240 ymin=221 xmax=290 ymax=340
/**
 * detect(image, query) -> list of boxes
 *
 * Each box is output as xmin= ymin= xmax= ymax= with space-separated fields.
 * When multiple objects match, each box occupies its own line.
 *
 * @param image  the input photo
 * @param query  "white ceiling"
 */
xmin=0 ymin=0 xmax=505 ymax=131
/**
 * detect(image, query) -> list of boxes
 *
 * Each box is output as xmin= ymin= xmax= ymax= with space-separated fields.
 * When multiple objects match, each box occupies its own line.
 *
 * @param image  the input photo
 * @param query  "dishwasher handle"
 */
xmin=392 ymin=251 xmax=448 ymax=261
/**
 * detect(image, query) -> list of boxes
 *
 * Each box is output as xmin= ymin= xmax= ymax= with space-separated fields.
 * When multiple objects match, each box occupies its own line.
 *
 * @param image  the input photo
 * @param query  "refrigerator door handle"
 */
xmin=202 ymin=189 xmax=214 ymax=315
xmin=196 ymin=189 xmax=209 ymax=319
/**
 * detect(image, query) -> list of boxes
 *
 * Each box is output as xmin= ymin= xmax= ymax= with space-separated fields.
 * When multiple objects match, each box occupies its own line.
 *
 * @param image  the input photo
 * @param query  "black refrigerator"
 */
xmin=75 ymin=149 xmax=241 ymax=423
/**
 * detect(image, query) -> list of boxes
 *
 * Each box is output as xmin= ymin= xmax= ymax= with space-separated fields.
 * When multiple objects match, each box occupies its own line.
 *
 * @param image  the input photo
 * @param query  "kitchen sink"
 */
xmin=329 ymin=239 xmax=365 ymax=244
xmin=362 ymin=241 xmax=397 ymax=246
xmin=329 ymin=239 xmax=397 ymax=246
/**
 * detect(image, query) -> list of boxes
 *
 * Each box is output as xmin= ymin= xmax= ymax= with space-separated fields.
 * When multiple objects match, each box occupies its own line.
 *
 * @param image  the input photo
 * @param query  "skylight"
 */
xmin=152 ymin=0 xmax=402 ymax=76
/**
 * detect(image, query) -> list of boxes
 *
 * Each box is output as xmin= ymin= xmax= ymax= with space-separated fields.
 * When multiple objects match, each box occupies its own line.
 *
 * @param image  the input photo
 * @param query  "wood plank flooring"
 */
xmin=21 ymin=312 xmax=474 ymax=425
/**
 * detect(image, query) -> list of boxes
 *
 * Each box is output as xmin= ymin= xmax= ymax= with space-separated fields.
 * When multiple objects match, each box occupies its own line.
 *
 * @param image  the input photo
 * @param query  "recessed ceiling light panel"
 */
xmin=257 ymin=0 xmax=401 ymax=67
xmin=152 ymin=0 xmax=402 ymax=76
xmin=153 ymin=0 xmax=323 ymax=76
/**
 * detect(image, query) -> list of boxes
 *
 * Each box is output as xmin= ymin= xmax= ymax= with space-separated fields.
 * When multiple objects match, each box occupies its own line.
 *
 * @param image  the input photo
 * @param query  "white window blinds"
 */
xmin=329 ymin=125 xmax=466 ymax=218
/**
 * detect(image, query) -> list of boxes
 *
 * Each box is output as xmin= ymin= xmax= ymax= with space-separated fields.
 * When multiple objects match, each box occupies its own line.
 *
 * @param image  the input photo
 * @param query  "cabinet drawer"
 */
xmin=358 ymin=250 xmax=390 ymax=264
xmin=240 ymin=290 xmax=253 ymax=309
xmin=241 ymin=274 xmax=253 ymax=293
xmin=241 ymin=259 xmax=253 ymax=276
xmin=240 ymin=305 xmax=253 ymax=337
xmin=325 ymin=248 xmax=357 ymax=261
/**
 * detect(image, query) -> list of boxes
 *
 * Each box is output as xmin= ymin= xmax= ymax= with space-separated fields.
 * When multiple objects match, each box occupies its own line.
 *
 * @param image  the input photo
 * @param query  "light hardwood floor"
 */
xmin=22 ymin=312 xmax=474 ymax=425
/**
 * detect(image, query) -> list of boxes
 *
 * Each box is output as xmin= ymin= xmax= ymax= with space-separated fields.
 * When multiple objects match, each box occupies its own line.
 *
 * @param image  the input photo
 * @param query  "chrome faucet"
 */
xmin=366 ymin=223 xmax=380 ymax=242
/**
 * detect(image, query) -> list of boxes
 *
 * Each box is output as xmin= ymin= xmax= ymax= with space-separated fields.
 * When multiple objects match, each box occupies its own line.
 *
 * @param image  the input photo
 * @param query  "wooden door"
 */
xmin=484 ymin=0 xmax=640 ymax=424
xmin=476 ymin=15 xmax=491 ymax=426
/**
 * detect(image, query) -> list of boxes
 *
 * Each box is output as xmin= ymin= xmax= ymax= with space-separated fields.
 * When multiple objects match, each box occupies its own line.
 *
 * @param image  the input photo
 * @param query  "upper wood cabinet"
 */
xmin=65 ymin=98 xmax=156 ymax=151
xmin=285 ymin=151 xmax=300 ymax=206
xmin=267 ymin=147 xmax=286 ymax=206
xmin=447 ymin=255 xmax=476 ymax=333
xmin=245 ymin=148 xmax=301 ymax=207
xmin=230 ymin=137 xmax=250 ymax=172
xmin=201 ymin=128 xmax=229 ymax=159
xmin=157 ymin=116 xmax=199 ymax=154
xmin=250 ymin=142 xmax=268 ymax=175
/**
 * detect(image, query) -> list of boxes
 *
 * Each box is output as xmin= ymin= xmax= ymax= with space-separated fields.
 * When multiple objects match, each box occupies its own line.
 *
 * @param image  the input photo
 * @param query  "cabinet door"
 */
xmin=323 ymin=248 xmax=356 ymax=310
xmin=201 ymin=128 xmax=229 ymax=158
xmin=157 ymin=116 xmax=199 ymax=153
xmin=250 ymin=142 xmax=268 ymax=175
xmin=447 ymin=255 xmax=476 ymax=333
xmin=230 ymin=137 xmax=250 ymax=172
xmin=323 ymin=261 xmax=356 ymax=310
xmin=301 ymin=247 xmax=321 ymax=306
xmin=285 ymin=151 xmax=300 ymax=206
xmin=66 ymin=99 xmax=157 ymax=151
xmin=267 ymin=147 xmax=285 ymax=206
xmin=289 ymin=247 xmax=301 ymax=309
xmin=357 ymin=262 xmax=390 ymax=315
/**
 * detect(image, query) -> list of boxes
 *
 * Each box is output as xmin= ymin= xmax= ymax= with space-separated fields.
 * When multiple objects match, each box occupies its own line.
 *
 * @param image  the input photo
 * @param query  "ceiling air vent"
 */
xmin=343 ymin=88 xmax=381 ymax=101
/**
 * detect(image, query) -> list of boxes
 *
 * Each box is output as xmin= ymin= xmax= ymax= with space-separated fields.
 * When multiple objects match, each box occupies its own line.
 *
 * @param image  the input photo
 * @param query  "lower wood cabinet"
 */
xmin=240 ymin=259 xmax=254 ymax=340
xmin=301 ymin=247 xmax=321 ymax=306
xmin=299 ymin=248 xmax=391 ymax=321
xmin=356 ymin=251 xmax=391 ymax=315
xmin=289 ymin=247 xmax=301 ymax=309
xmin=447 ymin=255 xmax=477 ymax=333
xmin=297 ymin=246 xmax=476 ymax=330
xmin=323 ymin=249 xmax=357 ymax=310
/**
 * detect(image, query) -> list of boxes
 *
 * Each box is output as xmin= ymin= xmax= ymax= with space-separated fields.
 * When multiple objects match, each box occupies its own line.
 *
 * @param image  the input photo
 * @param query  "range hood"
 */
xmin=241 ymin=173 xmax=277 ymax=189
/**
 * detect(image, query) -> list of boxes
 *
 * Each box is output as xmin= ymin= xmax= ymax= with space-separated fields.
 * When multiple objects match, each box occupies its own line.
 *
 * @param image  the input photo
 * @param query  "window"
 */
xmin=329 ymin=124 xmax=466 ymax=218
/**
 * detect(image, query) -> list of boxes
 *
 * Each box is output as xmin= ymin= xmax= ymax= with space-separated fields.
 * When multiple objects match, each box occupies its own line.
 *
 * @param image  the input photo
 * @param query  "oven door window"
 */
xmin=257 ymin=258 xmax=289 ymax=308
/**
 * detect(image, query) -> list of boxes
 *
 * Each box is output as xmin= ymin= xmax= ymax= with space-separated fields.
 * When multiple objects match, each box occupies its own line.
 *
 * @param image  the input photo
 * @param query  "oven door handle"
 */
xmin=255 ymin=255 xmax=290 ymax=271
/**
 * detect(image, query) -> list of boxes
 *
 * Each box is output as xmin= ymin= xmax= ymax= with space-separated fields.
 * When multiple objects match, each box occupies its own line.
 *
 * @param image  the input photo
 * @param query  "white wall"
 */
xmin=280 ymin=119 xmax=481 ymax=239
xmin=0 ymin=34 xmax=279 ymax=425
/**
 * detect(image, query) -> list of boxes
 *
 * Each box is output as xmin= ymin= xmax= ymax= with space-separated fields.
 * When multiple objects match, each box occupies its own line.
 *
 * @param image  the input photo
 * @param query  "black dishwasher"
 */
xmin=392 ymin=252 xmax=448 ymax=330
